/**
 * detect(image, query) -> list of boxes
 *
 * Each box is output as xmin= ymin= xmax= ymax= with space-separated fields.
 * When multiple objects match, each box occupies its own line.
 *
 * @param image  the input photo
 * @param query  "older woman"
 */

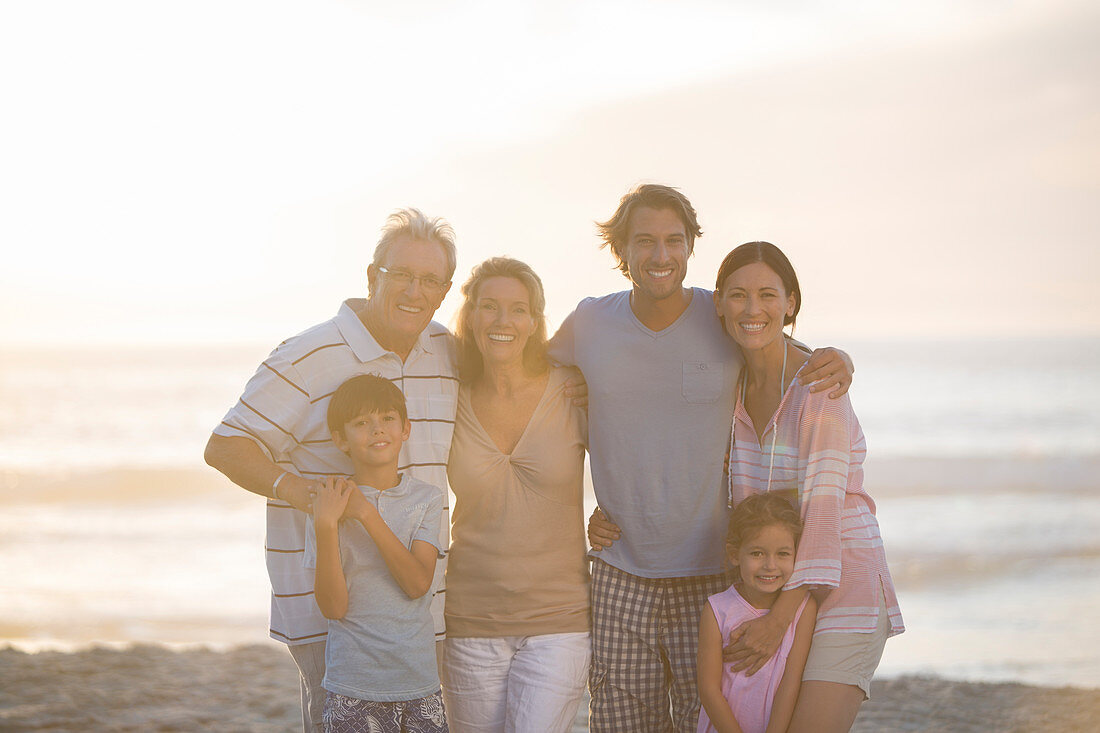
xmin=441 ymin=257 xmax=590 ymax=733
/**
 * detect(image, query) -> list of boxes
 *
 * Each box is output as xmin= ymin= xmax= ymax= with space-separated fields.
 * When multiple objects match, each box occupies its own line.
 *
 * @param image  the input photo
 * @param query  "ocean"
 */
xmin=1 ymin=338 xmax=1098 ymax=688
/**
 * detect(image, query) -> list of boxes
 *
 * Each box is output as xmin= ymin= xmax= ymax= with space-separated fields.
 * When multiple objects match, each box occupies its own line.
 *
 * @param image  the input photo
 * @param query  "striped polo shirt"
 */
xmin=728 ymin=378 xmax=905 ymax=637
xmin=214 ymin=298 xmax=458 ymax=645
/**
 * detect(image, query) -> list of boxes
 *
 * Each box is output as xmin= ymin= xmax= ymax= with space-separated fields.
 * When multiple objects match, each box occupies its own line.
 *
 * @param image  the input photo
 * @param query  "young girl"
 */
xmin=697 ymin=493 xmax=818 ymax=733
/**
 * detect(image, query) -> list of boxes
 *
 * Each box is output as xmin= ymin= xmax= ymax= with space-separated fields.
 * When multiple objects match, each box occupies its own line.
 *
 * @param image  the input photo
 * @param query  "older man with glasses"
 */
xmin=205 ymin=208 xmax=459 ymax=733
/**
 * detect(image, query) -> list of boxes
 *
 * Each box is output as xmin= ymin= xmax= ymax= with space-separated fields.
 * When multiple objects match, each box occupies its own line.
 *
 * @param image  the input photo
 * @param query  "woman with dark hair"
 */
xmin=714 ymin=242 xmax=904 ymax=733
xmin=441 ymin=257 xmax=590 ymax=733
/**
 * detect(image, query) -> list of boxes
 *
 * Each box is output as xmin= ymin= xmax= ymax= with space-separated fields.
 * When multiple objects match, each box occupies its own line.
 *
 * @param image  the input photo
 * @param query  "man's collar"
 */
xmin=336 ymin=299 xmax=386 ymax=362
xmin=335 ymin=298 xmax=436 ymax=362
xmin=415 ymin=321 xmax=436 ymax=355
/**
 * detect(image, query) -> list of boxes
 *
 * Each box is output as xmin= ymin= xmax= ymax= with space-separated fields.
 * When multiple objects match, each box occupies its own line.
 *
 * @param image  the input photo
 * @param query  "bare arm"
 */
xmin=345 ymin=487 xmax=438 ymax=599
xmin=204 ymin=433 xmax=315 ymax=513
xmin=764 ymin=596 xmax=817 ymax=733
xmin=723 ymin=586 xmax=810 ymax=675
xmin=698 ymin=604 xmax=745 ymax=733
xmin=587 ymin=506 xmax=621 ymax=551
xmin=796 ymin=347 xmax=854 ymax=398
xmin=312 ymin=478 xmax=352 ymax=619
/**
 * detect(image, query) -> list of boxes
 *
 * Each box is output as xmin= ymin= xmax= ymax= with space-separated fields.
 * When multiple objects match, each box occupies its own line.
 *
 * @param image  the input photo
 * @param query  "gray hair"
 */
xmin=372 ymin=208 xmax=457 ymax=279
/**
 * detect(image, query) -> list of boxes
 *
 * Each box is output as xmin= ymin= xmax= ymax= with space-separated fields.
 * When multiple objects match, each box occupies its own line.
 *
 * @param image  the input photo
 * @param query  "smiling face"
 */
xmin=364 ymin=236 xmax=452 ymax=353
xmin=467 ymin=276 xmax=536 ymax=370
xmin=728 ymin=522 xmax=797 ymax=609
xmin=623 ymin=206 xmax=692 ymax=305
xmin=714 ymin=261 xmax=797 ymax=352
xmin=332 ymin=408 xmax=410 ymax=472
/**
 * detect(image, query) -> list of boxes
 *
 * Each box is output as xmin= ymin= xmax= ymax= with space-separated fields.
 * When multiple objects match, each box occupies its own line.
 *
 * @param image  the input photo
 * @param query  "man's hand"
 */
xmin=722 ymin=615 xmax=785 ymax=676
xmin=797 ymin=347 xmax=854 ymax=398
xmin=588 ymin=507 xmax=621 ymax=551
xmin=279 ymin=474 xmax=319 ymax=514
xmin=564 ymin=370 xmax=589 ymax=409
xmin=204 ymin=434 xmax=320 ymax=511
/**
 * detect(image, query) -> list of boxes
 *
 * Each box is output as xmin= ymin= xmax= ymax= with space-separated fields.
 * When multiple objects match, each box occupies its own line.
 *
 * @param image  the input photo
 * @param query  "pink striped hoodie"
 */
xmin=728 ymin=377 xmax=904 ymax=637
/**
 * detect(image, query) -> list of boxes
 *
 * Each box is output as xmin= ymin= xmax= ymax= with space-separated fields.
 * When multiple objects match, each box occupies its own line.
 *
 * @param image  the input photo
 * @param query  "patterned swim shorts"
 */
xmin=322 ymin=689 xmax=448 ymax=733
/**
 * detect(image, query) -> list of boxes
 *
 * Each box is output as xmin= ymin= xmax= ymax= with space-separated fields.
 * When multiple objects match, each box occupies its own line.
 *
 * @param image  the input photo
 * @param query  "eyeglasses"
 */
xmin=376 ymin=266 xmax=451 ymax=295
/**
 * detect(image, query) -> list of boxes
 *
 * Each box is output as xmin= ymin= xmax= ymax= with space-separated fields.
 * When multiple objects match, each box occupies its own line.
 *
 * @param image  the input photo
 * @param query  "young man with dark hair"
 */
xmin=550 ymin=183 xmax=854 ymax=732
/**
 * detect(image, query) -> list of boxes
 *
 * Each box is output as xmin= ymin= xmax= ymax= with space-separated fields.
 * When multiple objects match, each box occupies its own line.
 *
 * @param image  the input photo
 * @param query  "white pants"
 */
xmin=441 ymin=632 xmax=591 ymax=733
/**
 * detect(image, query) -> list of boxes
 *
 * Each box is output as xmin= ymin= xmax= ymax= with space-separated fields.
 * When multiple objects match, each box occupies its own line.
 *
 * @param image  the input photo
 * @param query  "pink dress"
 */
xmin=697 ymin=586 xmax=809 ymax=733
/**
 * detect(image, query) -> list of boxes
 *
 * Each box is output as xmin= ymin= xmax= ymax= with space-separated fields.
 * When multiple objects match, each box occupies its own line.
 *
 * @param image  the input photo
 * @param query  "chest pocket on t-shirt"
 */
xmin=682 ymin=361 xmax=724 ymax=404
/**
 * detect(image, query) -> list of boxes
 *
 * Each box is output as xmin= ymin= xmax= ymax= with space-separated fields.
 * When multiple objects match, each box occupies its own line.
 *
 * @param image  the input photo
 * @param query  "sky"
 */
xmin=1 ymin=0 xmax=1097 ymax=347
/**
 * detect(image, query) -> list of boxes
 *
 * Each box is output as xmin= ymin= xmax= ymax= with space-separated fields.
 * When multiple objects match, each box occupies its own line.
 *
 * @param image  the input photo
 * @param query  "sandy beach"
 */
xmin=1 ymin=644 xmax=1098 ymax=733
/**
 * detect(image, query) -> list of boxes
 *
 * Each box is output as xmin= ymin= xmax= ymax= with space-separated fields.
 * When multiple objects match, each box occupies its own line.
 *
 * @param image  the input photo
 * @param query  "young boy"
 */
xmin=304 ymin=374 xmax=448 ymax=733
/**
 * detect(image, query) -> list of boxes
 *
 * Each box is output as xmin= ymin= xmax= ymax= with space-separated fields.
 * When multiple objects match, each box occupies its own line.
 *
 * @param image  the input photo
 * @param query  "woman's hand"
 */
xmin=722 ymin=614 xmax=786 ymax=676
xmin=797 ymin=347 xmax=854 ymax=398
xmin=587 ymin=507 xmax=621 ymax=551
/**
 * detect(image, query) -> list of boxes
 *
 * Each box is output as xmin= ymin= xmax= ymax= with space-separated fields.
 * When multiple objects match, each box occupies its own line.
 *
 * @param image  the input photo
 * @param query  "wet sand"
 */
xmin=2 ymin=644 xmax=1098 ymax=732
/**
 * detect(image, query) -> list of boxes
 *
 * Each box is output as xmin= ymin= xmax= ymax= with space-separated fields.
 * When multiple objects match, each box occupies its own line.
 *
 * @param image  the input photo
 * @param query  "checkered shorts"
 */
xmin=589 ymin=559 xmax=732 ymax=733
xmin=322 ymin=690 xmax=447 ymax=733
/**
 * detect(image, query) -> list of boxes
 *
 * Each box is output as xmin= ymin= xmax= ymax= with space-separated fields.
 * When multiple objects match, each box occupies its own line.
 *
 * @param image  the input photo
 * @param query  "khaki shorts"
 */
xmin=802 ymin=589 xmax=890 ymax=700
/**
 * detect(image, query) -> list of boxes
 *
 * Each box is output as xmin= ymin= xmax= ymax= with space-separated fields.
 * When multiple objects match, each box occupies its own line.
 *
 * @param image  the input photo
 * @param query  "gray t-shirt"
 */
xmin=303 ymin=474 xmax=444 ymax=702
xmin=549 ymin=287 xmax=742 ymax=578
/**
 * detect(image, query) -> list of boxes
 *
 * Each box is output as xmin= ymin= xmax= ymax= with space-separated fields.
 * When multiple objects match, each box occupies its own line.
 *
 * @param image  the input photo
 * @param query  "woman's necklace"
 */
xmin=741 ymin=341 xmax=788 ymax=493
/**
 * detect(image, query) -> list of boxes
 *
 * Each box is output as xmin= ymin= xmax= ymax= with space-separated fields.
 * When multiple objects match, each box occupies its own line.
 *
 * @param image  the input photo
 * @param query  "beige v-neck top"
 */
xmin=445 ymin=366 xmax=590 ymax=637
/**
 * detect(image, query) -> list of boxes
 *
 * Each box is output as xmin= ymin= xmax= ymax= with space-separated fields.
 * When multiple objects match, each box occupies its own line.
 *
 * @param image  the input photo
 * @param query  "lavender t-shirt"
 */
xmin=549 ymin=287 xmax=741 ymax=578
xmin=304 ymin=474 xmax=443 ymax=702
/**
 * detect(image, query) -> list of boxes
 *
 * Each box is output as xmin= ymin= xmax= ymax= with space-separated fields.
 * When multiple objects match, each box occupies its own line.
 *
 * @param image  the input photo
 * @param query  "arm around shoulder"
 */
xmin=204 ymin=433 xmax=315 ymax=513
xmin=204 ymin=433 xmax=282 ymax=497
xmin=797 ymin=346 xmax=854 ymax=398
xmin=208 ymin=348 xmax=318 ymax=508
